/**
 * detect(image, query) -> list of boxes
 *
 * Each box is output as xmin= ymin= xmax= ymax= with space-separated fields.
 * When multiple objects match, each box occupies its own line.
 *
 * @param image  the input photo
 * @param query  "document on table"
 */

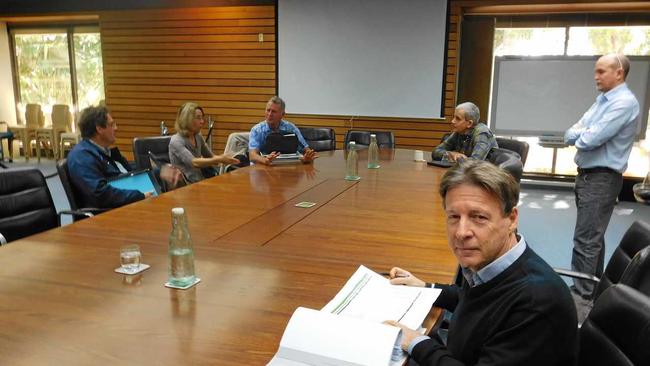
xmin=268 ymin=265 xmax=441 ymax=366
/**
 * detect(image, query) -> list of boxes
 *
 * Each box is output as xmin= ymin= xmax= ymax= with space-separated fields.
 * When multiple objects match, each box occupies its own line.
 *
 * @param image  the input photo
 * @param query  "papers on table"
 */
xmin=268 ymin=265 xmax=441 ymax=366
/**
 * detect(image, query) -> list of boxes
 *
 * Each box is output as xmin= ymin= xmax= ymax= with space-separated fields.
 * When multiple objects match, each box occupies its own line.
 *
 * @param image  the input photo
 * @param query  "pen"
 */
xmin=379 ymin=271 xmax=410 ymax=278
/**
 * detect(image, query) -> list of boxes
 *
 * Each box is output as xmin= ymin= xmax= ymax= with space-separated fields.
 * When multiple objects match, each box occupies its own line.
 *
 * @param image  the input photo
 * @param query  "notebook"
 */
xmin=108 ymin=170 xmax=162 ymax=196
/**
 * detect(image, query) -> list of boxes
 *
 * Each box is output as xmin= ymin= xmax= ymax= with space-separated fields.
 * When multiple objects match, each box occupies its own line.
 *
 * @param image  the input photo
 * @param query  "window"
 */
xmin=12 ymin=26 xmax=104 ymax=125
xmin=494 ymin=28 xmax=566 ymax=56
xmin=492 ymin=25 xmax=650 ymax=177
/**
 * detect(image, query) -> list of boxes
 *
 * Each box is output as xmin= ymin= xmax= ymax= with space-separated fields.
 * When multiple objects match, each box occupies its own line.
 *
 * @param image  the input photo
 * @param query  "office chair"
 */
xmin=56 ymin=159 xmax=108 ymax=221
xmin=496 ymin=137 xmax=530 ymax=166
xmin=132 ymin=136 xmax=172 ymax=171
xmin=486 ymin=148 xmax=523 ymax=183
xmin=0 ymin=167 xmax=85 ymax=243
xmin=298 ymin=127 xmax=336 ymax=152
xmin=220 ymin=132 xmax=250 ymax=174
xmin=554 ymin=220 xmax=650 ymax=302
xmin=619 ymin=245 xmax=650 ymax=297
xmin=578 ymin=284 xmax=650 ymax=366
xmin=344 ymin=130 xmax=395 ymax=148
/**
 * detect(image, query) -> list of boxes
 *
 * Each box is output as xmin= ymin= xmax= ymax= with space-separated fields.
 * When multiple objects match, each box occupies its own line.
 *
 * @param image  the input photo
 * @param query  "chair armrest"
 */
xmin=553 ymin=267 xmax=600 ymax=282
xmin=58 ymin=208 xmax=109 ymax=223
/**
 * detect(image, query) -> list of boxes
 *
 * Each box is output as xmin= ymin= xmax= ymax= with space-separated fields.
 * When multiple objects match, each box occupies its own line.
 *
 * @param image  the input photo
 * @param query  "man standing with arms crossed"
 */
xmin=564 ymin=53 xmax=639 ymax=313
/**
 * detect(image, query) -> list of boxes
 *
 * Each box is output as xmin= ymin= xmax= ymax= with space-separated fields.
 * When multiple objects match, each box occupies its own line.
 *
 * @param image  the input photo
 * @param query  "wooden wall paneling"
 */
xmin=100 ymin=5 xmax=277 ymax=160
xmin=101 ymin=4 xmax=450 ymax=159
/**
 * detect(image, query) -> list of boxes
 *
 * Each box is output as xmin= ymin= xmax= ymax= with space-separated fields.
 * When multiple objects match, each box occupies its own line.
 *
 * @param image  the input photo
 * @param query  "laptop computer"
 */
xmin=426 ymin=156 xmax=454 ymax=168
xmin=263 ymin=133 xmax=300 ymax=154
xmin=108 ymin=169 xmax=162 ymax=196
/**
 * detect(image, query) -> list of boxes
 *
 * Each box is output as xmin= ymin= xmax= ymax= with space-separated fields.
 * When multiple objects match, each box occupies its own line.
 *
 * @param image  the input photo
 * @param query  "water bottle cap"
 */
xmin=370 ymin=134 xmax=376 ymax=137
xmin=349 ymin=141 xmax=356 ymax=145
xmin=172 ymin=207 xmax=185 ymax=215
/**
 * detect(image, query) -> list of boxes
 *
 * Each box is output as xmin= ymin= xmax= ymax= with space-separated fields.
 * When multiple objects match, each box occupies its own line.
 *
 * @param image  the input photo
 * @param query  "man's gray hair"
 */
xmin=439 ymin=159 xmax=519 ymax=216
xmin=267 ymin=96 xmax=286 ymax=112
xmin=456 ymin=102 xmax=480 ymax=125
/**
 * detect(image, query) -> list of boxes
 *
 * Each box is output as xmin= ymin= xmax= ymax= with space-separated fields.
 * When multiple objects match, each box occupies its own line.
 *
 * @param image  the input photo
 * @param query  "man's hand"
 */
xmin=388 ymin=267 xmax=426 ymax=287
xmin=144 ymin=191 xmax=154 ymax=198
xmin=383 ymin=320 xmax=422 ymax=351
xmin=160 ymin=164 xmax=183 ymax=187
xmin=446 ymin=151 xmax=467 ymax=162
xmin=300 ymin=148 xmax=318 ymax=164
xmin=260 ymin=151 xmax=280 ymax=165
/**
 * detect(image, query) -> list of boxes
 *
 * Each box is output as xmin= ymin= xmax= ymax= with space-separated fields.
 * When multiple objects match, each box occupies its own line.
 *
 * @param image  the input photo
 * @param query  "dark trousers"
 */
xmin=571 ymin=168 xmax=623 ymax=298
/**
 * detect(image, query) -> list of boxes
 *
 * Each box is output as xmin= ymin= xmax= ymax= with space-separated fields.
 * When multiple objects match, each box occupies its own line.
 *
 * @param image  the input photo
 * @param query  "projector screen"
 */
xmin=278 ymin=0 xmax=448 ymax=118
xmin=490 ymin=56 xmax=650 ymax=138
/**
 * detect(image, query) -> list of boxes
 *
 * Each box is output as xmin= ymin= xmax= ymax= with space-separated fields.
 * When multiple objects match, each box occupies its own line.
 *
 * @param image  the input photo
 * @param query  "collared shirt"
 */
xmin=88 ymin=139 xmax=127 ymax=173
xmin=407 ymin=235 xmax=527 ymax=355
xmin=564 ymin=83 xmax=639 ymax=173
xmin=433 ymin=123 xmax=498 ymax=161
xmin=248 ymin=119 xmax=309 ymax=154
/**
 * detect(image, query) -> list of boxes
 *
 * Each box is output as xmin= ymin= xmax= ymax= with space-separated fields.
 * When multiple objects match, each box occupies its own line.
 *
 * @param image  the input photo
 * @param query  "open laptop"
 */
xmin=108 ymin=169 xmax=162 ymax=196
xmin=263 ymin=133 xmax=299 ymax=154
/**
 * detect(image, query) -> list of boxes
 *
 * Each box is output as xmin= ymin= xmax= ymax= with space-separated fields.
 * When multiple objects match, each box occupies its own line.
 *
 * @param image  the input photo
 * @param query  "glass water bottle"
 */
xmin=368 ymin=134 xmax=380 ymax=169
xmin=168 ymin=208 xmax=196 ymax=287
xmin=345 ymin=141 xmax=361 ymax=181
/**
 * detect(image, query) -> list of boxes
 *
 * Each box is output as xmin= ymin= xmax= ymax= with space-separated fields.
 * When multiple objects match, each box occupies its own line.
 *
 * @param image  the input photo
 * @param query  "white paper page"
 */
xmin=321 ymin=265 xmax=441 ymax=330
xmin=268 ymin=307 xmax=399 ymax=366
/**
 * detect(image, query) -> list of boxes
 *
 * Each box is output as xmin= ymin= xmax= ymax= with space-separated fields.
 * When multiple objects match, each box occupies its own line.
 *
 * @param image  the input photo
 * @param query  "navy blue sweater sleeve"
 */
xmin=67 ymin=142 xmax=144 ymax=208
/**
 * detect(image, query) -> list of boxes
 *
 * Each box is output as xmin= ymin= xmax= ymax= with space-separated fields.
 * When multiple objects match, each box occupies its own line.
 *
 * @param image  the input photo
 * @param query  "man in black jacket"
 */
xmin=386 ymin=160 xmax=577 ymax=366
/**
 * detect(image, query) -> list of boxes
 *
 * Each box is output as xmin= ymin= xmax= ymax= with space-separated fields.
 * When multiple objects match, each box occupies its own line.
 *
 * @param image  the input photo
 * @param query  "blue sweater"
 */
xmin=67 ymin=139 xmax=144 ymax=209
xmin=413 ymin=246 xmax=577 ymax=365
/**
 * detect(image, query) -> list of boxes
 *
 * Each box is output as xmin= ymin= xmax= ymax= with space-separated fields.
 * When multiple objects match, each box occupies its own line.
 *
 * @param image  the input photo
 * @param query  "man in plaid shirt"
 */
xmin=432 ymin=102 xmax=498 ymax=162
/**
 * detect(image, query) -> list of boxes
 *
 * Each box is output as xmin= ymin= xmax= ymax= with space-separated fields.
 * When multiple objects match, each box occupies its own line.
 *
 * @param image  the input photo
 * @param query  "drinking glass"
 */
xmin=120 ymin=244 xmax=142 ymax=273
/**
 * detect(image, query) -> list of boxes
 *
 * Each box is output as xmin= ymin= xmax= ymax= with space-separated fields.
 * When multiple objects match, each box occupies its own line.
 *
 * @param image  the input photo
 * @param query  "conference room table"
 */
xmin=0 ymin=149 xmax=458 ymax=365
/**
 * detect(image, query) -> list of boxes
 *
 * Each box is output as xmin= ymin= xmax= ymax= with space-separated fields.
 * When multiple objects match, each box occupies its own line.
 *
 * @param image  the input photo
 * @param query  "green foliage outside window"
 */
xmin=74 ymin=33 xmax=105 ymax=109
xmin=15 ymin=33 xmax=73 ymax=107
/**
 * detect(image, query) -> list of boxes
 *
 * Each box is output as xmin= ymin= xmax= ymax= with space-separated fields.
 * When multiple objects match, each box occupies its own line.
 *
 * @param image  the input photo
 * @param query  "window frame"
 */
xmin=8 ymin=23 xmax=102 ymax=122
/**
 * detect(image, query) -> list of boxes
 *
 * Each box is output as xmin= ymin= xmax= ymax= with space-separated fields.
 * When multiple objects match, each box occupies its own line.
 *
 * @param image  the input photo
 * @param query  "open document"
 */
xmin=268 ymin=265 xmax=441 ymax=366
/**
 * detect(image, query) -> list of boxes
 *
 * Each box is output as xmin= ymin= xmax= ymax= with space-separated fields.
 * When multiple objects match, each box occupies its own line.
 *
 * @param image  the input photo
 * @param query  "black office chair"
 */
xmin=0 ymin=167 xmax=85 ymax=244
xmin=619 ymin=245 xmax=650 ymax=297
xmin=56 ymin=159 xmax=107 ymax=222
xmin=132 ymin=136 xmax=172 ymax=171
xmin=578 ymin=284 xmax=650 ymax=366
xmin=496 ymin=137 xmax=530 ymax=166
xmin=298 ymin=127 xmax=336 ymax=152
xmin=486 ymin=148 xmax=523 ymax=183
xmin=555 ymin=220 xmax=650 ymax=302
xmin=344 ymin=130 xmax=395 ymax=148
xmin=0 ymin=168 xmax=58 ymax=244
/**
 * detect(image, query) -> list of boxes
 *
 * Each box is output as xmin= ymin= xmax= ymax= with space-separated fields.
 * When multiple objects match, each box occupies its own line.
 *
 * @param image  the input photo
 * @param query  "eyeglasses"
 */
xmin=615 ymin=53 xmax=623 ymax=69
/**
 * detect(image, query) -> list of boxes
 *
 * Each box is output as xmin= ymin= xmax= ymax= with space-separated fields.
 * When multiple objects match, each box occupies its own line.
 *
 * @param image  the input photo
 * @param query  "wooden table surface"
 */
xmin=0 ymin=149 xmax=458 ymax=365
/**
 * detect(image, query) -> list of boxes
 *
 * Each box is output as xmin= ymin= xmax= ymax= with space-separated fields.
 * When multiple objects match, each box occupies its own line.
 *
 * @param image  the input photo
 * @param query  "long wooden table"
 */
xmin=0 ymin=149 xmax=457 ymax=365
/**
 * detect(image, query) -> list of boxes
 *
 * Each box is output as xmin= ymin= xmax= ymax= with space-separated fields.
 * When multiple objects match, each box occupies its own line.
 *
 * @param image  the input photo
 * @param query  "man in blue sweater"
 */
xmin=386 ymin=160 xmax=577 ymax=365
xmin=67 ymin=106 xmax=180 ymax=209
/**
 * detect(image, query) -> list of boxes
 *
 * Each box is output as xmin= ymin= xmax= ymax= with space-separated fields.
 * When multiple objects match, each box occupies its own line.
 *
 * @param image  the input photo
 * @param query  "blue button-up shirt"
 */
xmin=248 ymin=119 xmax=309 ymax=154
xmin=407 ymin=236 xmax=527 ymax=355
xmin=564 ymin=83 xmax=639 ymax=173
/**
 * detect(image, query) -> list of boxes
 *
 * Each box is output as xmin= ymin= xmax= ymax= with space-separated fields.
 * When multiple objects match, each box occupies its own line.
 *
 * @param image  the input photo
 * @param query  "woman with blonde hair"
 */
xmin=168 ymin=102 xmax=239 ymax=183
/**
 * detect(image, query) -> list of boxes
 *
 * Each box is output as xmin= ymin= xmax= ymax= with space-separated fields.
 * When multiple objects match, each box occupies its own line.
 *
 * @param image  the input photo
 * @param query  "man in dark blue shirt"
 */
xmin=67 ymin=106 xmax=180 ymax=209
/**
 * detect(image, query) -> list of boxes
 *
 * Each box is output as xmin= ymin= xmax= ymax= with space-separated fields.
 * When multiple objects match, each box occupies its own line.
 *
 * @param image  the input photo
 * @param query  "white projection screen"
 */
xmin=278 ymin=0 xmax=448 ymax=118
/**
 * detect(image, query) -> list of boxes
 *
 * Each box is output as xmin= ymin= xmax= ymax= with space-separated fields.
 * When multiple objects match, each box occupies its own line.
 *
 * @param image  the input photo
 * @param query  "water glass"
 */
xmin=413 ymin=150 xmax=424 ymax=161
xmin=120 ymin=244 xmax=142 ymax=273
